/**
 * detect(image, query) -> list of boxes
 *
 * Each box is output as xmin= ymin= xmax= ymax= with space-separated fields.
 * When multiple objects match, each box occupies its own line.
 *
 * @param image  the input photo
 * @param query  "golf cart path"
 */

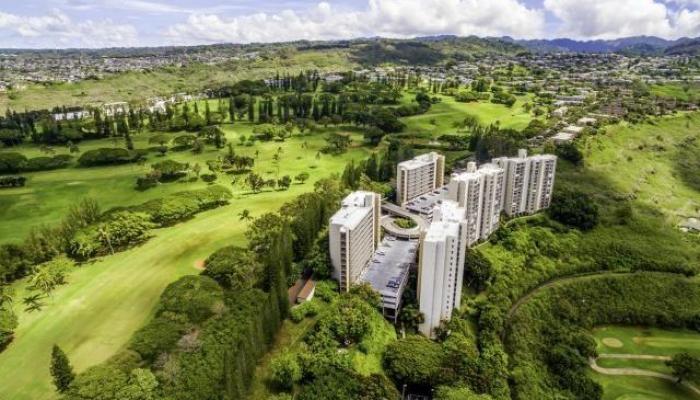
xmin=589 ymin=357 xmax=700 ymax=396
xmin=598 ymin=354 xmax=671 ymax=361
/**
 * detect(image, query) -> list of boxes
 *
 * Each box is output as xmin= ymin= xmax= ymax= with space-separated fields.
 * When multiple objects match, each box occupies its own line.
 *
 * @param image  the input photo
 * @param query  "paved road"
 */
xmin=589 ymin=356 xmax=700 ymax=396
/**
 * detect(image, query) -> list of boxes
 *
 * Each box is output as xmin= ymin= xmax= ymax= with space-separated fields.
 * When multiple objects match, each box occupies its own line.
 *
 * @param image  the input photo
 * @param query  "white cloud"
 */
xmin=543 ymin=0 xmax=700 ymax=39
xmin=165 ymin=0 xmax=546 ymax=45
xmin=0 ymin=9 xmax=138 ymax=48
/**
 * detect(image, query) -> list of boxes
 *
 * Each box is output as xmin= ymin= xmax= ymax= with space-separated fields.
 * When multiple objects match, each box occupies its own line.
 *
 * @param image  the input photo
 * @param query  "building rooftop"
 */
xmin=330 ymin=191 xmax=375 ymax=230
xmin=397 ymin=152 xmax=441 ymax=171
xmin=359 ymin=236 xmax=418 ymax=299
xmin=404 ymin=186 xmax=448 ymax=216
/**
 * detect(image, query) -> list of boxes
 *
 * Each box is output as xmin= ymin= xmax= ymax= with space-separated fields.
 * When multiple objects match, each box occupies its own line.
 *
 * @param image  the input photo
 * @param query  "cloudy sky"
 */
xmin=1 ymin=0 xmax=699 ymax=48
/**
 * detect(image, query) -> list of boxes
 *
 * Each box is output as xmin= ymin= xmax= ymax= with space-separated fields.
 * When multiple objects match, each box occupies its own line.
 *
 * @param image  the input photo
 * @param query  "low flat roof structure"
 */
xmin=404 ymin=186 xmax=449 ymax=219
xmin=359 ymin=236 xmax=418 ymax=321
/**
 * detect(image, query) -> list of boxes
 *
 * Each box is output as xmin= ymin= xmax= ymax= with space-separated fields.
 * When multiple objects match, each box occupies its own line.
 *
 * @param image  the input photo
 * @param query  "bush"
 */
xmin=69 ymin=211 xmax=155 ymax=259
xmin=0 ymin=175 xmax=26 ymax=188
xmin=200 ymin=173 xmax=217 ymax=183
xmin=134 ymin=186 xmax=232 ymax=226
xmin=78 ymin=148 xmax=141 ymax=167
xmin=0 ymin=152 xmax=27 ymax=173
xmin=290 ymin=301 xmax=321 ymax=323
xmin=23 ymin=154 xmax=72 ymax=171
xmin=151 ymin=159 xmax=189 ymax=181
xmin=314 ymin=280 xmax=339 ymax=302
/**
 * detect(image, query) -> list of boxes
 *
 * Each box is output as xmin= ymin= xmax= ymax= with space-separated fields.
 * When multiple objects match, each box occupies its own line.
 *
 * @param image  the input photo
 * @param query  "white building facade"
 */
xmin=417 ymin=200 xmax=468 ymax=338
xmin=493 ymin=149 xmax=557 ymax=217
xmin=329 ymin=191 xmax=381 ymax=292
xmin=396 ymin=152 xmax=445 ymax=206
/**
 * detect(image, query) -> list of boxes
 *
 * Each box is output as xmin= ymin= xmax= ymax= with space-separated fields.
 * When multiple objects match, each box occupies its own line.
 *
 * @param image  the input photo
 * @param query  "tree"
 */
xmin=50 ymin=344 xmax=75 ymax=393
xmin=238 ymin=209 xmax=253 ymax=221
xmin=556 ymin=142 xmax=584 ymax=166
xmin=277 ymin=175 xmax=292 ymax=190
xmin=548 ymin=189 xmax=599 ymax=230
xmin=269 ymin=352 xmax=301 ymax=391
xmin=667 ymin=353 xmax=700 ymax=383
xmin=245 ymin=172 xmax=266 ymax=193
xmin=295 ymin=172 xmax=310 ymax=184
xmin=464 ymin=249 xmax=493 ymax=292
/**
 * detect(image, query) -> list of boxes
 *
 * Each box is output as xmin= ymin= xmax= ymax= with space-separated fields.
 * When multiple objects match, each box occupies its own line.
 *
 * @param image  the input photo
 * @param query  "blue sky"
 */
xmin=0 ymin=0 xmax=698 ymax=48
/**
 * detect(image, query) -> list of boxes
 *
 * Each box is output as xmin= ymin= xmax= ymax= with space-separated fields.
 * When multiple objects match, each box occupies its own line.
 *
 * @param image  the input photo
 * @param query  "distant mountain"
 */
xmin=665 ymin=38 xmax=700 ymax=55
xmin=506 ymin=36 xmax=697 ymax=55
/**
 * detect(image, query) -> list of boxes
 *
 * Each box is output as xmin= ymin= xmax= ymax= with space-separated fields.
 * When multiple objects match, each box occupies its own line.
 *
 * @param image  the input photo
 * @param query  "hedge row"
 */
xmin=0 ymin=176 xmax=26 ymax=188
xmin=0 ymin=152 xmax=72 ymax=173
xmin=77 ymin=148 xmax=145 ymax=167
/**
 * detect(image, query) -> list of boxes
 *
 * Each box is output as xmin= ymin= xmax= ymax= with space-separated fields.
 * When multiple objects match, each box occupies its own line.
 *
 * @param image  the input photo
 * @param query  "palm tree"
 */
xmin=23 ymin=294 xmax=45 ymax=313
xmin=238 ymin=209 xmax=253 ymax=221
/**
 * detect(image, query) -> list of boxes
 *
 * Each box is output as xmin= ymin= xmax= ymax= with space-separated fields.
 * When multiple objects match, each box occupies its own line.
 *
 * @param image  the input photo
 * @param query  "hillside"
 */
xmin=511 ymin=35 xmax=697 ymax=54
xmin=665 ymin=38 xmax=700 ymax=55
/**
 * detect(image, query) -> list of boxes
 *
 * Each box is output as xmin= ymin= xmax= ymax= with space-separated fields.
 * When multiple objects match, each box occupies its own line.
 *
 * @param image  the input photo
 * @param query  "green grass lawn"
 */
xmin=0 ymin=125 xmax=370 ymax=400
xmin=593 ymin=373 xmax=698 ymax=400
xmin=591 ymin=326 xmax=700 ymax=399
xmin=401 ymin=93 xmax=534 ymax=137
xmin=594 ymin=326 xmax=700 ymax=357
xmin=0 ymin=122 xmax=369 ymax=242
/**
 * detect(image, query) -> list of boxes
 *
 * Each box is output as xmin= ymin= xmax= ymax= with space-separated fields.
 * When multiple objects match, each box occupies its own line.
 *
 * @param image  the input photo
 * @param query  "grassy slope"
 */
xmin=0 ymin=123 xmax=370 ymax=400
xmin=578 ymin=113 xmax=700 ymax=224
xmin=0 ymin=49 xmax=355 ymax=113
xmin=593 ymin=373 xmax=698 ymax=400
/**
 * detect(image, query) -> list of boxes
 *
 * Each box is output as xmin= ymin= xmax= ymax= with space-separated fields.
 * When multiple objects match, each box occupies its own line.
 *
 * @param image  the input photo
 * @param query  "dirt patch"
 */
xmin=193 ymin=260 xmax=205 ymax=270
xmin=602 ymin=337 xmax=624 ymax=348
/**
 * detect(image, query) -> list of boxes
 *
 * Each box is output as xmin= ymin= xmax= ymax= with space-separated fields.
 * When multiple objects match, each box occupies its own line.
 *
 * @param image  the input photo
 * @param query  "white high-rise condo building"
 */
xmin=329 ymin=191 xmax=381 ymax=292
xmin=396 ymin=152 xmax=445 ymax=206
xmin=493 ymin=149 xmax=557 ymax=216
xmin=417 ymin=200 xmax=468 ymax=338
xmin=477 ymin=163 xmax=505 ymax=240
xmin=447 ymin=162 xmax=483 ymax=246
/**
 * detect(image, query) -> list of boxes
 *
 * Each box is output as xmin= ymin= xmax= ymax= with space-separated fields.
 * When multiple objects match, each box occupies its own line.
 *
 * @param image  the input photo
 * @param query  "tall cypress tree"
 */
xmin=50 ymin=345 xmax=75 ymax=393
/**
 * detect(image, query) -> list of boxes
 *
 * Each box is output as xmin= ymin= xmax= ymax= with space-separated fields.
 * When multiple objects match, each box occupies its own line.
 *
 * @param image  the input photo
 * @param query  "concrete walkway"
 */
xmin=589 ymin=356 xmax=700 ymax=397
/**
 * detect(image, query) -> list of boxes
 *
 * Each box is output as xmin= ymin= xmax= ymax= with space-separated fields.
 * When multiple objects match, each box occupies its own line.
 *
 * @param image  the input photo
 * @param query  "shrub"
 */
xmin=23 ymin=154 xmax=72 ymax=171
xmin=200 ymin=173 xmax=217 ymax=183
xmin=0 ymin=175 xmax=26 ymax=188
xmin=0 ymin=152 xmax=27 ymax=173
xmin=134 ymin=186 xmax=231 ymax=226
xmin=69 ymin=211 xmax=155 ymax=259
xmin=151 ymin=159 xmax=189 ymax=181
xmin=78 ymin=148 xmax=141 ymax=166
xmin=290 ymin=301 xmax=321 ymax=323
